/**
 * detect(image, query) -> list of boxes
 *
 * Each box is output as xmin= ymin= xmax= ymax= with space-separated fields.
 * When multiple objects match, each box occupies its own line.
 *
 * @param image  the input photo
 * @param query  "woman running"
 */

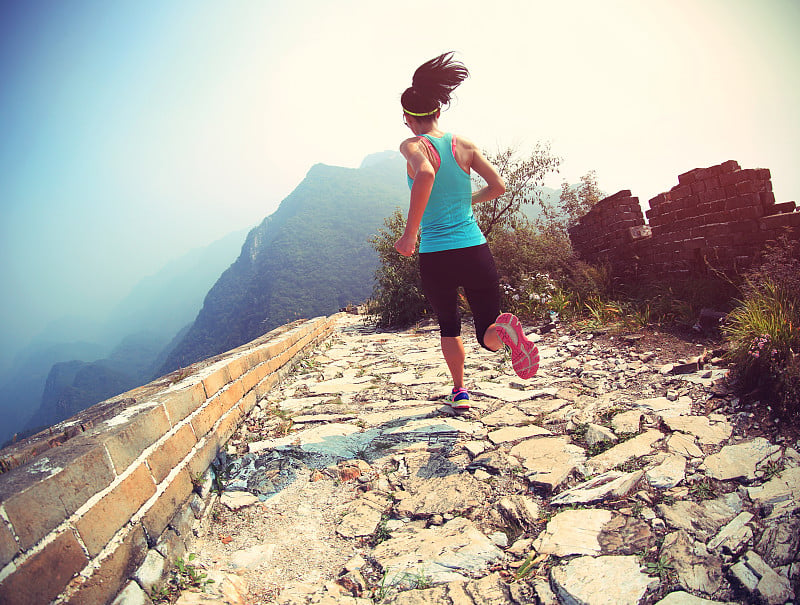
xmin=395 ymin=52 xmax=540 ymax=409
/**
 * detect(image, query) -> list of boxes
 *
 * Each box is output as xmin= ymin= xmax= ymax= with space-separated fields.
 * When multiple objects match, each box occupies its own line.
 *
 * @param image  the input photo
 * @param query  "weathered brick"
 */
xmin=0 ymin=519 xmax=19 ymax=568
xmin=240 ymin=390 xmax=258 ymax=415
xmin=65 ymin=524 xmax=148 ymax=605
xmin=217 ymin=406 xmax=245 ymax=445
xmin=730 ymin=206 xmax=762 ymax=222
xmin=187 ymin=436 xmax=221 ymax=478
xmin=702 ymin=188 xmax=725 ymax=204
xmin=0 ymin=529 xmax=88 ymax=605
xmin=155 ymin=527 xmax=187 ymax=562
xmin=146 ymin=424 xmax=198 ymax=485
xmin=759 ymin=191 xmax=777 ymax=208
xmin=719 ymin=159 xmax=741 ymax=173
xmin=255 ymin=370 xmax=283 ymax=400
xmin=141 ymin=469 xmax=193 ymax=542
xmin=760 ymin=212 xmax=800 ymax=230
xmin=670 ymin=184 xmax=692 ymax=200
xmin=245 ymin=349 xmax=262 ymax=370
xmin=0 ymin=444 xmax=115 ymax=550
xmin=225 ymin=356 xmax=248 ymax=381
xmin=75 ymin=464 xmax=156 ymax=556
xmin=201 ymin=364 xmax=231 ymax=399
xmin=157 ymin=381 xmax=206 ymax=426
xmin=720 ymin=171 xmax=742 ymax=187
xmin=190 ymin=396 xmax=223 ymax=439
xmin=103 ymin=404 xmax=171 ymax=474
xmin=724 ymin=194 xmax=759 ymax=211
xmin=764 ymin=200 xmax=796 ymax=216
xmin=678 ymin=168 xmax=702 ymax=185
xmin=735 ymin=179 xmax=756 ymax=195
xmin=690 ymin=180 xmax=708 ymax=195
xmin=218 ymin=379 xmax=246 ymax=415
xmin=170 ymin=501 xmax=197 ymax=537
xmin=240 ymin=364 xmax=262 ymax=393
xmin=729 ymin=220 xmax=759 ymax=234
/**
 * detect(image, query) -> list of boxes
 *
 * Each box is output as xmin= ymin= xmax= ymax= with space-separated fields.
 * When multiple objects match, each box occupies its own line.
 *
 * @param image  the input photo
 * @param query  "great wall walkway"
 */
xmin=155 ymin=313 xmax=798 ymax=605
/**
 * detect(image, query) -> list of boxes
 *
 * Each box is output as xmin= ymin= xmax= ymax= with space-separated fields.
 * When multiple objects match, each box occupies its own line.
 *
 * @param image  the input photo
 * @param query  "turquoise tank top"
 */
xmin=407 ymin=133 xmax=487 ymax=253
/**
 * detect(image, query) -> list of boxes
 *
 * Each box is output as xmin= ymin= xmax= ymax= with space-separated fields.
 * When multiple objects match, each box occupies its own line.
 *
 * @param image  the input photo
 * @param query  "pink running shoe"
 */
xmin=495 ymin=313 xmax=540 ymax=379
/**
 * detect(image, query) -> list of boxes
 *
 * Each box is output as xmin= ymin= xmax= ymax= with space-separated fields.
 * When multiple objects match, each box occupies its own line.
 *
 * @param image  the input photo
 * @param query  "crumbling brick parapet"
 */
xmin=570 ymin=161 xmax=798 ymax=282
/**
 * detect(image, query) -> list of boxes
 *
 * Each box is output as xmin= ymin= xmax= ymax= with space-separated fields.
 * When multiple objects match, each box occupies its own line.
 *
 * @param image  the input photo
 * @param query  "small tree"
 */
xmin=537 ymin=170 xmax=603 ymax=234
xmin=368 ymin=209 xmax=430 ymax=328
xmin=473 ymin=143 xmax=561 ymax=238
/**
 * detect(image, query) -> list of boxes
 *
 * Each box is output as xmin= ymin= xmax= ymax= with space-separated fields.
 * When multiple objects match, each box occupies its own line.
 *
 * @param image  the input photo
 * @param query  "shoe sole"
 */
xmin=446 ymin=393 xmax=471 ymax=410
xmin=447 ymin=400 xmax=471 ymax=410
xmin=495 ymin=313 xmax=540 ymax=379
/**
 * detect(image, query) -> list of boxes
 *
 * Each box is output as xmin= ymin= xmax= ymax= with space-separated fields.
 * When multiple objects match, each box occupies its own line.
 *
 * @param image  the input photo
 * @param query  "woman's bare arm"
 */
xmin=395 ymin=138 xmax=436 ymax=256
xmin=458 ymin=137 xmax=506 ymax=204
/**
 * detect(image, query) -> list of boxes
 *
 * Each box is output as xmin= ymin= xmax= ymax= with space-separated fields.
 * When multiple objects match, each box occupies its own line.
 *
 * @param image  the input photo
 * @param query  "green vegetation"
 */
xmin=687 ymin=477 xmax=717 ymax=501
xmin=473 ymin=144 xmax=562 ymax=237
xmin=644 ymin=556 xmax=674 ymax=579
xmin=367 ymin=209 xmax=431 ymax=329
xmin=723 ymin=236 xmax=800 ymax=417
xmin=151 ymin=553 xmax=215 ymax=604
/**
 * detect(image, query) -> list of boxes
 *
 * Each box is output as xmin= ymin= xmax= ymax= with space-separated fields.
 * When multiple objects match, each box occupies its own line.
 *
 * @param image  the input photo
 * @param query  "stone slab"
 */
xmin=509 ymin=436 xmax=586 ymax=492
xmin=587 ymin=430 xmax=663 ymax=473
xmin=700 ymin=437 xmax=780 ymax=480
xmin=372 ymin=517 xmax=503 ymax=586
xmin=550 ymin=555 xmax=656 ymax=605
xmin=532 ymin=508 xmax=613 ymax=556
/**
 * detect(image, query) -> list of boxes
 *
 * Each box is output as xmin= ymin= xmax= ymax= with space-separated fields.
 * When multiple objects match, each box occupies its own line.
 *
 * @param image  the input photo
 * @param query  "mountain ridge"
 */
xmin=158 ymin=153 xmax=408 ymax=373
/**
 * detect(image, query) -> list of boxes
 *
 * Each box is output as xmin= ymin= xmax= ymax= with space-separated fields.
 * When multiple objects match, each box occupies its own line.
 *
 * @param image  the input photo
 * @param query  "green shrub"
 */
xmin=742 ymin=234 xmax=800 ymax=302
xmin=368 ymin=210 xmax=431 ymax=329
xmin=723 ymin=235 xmax=800 ymax=417
xmin=723 ymin=278 xmax=800 ymax=415
xmin=488 ymin=223 xmax=575 ymax=321
xmin=563 ymin=259 xmax=612 ymax=305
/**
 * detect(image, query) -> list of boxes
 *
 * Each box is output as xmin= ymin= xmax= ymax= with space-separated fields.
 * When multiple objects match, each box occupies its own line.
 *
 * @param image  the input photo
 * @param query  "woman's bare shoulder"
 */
xmin=453 ymin=133 xmax=479 ymax=150
xmin=400 ymin=136 xmax=423 ymax=155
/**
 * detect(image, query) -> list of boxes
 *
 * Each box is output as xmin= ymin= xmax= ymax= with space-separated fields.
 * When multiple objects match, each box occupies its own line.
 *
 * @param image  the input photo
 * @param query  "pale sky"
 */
xmin=1 ymin=0 xmax=798 ymax=361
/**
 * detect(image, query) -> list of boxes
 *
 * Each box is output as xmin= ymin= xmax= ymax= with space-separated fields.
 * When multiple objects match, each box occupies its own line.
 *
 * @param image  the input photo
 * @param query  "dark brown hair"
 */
xmin=401 ymin=52 xmax=469 ymax=116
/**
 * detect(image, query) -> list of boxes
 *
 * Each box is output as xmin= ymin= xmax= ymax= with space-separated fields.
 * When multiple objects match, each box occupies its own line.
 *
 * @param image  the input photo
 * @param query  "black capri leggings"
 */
xmin=419 ymin=243 xmax=501 ymax=351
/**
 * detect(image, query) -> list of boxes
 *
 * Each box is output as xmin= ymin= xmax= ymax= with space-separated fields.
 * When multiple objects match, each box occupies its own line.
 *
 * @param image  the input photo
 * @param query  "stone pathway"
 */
xmin=178 ymin=313 xmax=799 ymax=605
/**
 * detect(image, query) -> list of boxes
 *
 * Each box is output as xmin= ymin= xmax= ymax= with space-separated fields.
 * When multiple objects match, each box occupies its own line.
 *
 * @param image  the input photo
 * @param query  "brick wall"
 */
xmin=0 ymin=315 xmax=337 ymax=605
xmin=568 ymin=161 xmax=799 ymax=281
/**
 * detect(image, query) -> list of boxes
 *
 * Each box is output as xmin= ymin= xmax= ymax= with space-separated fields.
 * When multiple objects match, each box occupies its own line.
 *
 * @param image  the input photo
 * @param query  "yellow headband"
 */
xmin=403 ymin=107 xmax=439 ymax=117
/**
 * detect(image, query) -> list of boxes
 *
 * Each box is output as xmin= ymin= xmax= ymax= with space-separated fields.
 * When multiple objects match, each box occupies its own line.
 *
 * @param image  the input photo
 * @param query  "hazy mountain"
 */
xmin=101 ymin=229 xmax=248 ymax=347
xmin=159 ymin=152 xmax=407 ymax=373
xmin=0 ymin=341 xmax=108 ymax=445
xmin=0 ymin=230 xmax=246 ymax=446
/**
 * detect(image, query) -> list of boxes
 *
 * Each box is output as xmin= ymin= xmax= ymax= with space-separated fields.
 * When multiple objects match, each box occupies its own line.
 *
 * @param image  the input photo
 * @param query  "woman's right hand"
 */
xmin=394 ymin=232 xmax=416 ymax=257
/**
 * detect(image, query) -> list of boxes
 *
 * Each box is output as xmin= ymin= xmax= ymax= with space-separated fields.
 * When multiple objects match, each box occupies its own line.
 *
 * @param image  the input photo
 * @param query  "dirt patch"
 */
xmin=194 ymin=469 xmax=364 ymax=602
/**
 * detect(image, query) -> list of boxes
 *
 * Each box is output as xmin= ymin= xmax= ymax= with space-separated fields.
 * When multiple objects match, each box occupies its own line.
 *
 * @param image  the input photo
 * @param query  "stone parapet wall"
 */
xmin=0 ymin=315 xmax=337 ymax=605
xmin=566 ymin=189 xmax=651 ymax=280
xmin=568 ymin=161 xmax=799 ymax=281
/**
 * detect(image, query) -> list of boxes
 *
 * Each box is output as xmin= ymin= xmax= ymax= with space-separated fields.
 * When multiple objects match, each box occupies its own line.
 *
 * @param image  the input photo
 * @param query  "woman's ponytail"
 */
xmin=402 ymin=52 xmax=469 ymax=116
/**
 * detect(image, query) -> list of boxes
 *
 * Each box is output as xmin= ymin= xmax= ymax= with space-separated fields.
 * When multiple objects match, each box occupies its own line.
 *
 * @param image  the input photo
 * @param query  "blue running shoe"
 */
xmin=448 ymin=387 xmax=470 ymax=410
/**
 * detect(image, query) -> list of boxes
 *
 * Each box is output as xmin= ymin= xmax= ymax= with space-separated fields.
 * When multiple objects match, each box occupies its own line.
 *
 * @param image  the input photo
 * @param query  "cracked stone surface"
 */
xmin=179 ymin=313 xmax=799 ymax=604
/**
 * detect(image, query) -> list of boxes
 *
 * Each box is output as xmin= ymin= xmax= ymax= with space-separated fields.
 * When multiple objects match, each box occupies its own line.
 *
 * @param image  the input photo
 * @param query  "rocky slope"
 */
xmin=172 ymin=313 xmax=798 ymax=605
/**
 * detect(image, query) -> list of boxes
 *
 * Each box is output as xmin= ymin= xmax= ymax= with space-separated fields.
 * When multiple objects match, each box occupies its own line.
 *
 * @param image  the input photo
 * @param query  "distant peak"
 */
xmin=360 ymin=151 xmax=402 ymax=169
